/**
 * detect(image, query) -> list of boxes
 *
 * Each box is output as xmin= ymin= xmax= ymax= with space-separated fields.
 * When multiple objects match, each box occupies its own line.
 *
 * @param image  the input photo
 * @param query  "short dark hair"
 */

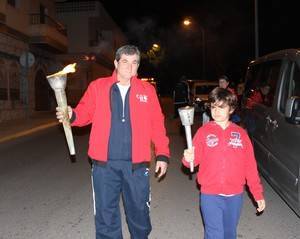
xmin=218 ymin=75 xmax=230 ymax=82
xmin=208 ymin=87 xmax=237 ymax=110
xmin=115 ymin=45 xmax=141 ymax=63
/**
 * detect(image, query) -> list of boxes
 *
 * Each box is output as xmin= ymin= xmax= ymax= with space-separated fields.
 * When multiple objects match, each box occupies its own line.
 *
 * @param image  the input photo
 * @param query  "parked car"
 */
xmin=141 ymin=77 xmax=158 ymax=92
xmin=241 ymin=49 xmax=300 ymax=216
xmin=190 ymin=80 xmax=218 ymax=113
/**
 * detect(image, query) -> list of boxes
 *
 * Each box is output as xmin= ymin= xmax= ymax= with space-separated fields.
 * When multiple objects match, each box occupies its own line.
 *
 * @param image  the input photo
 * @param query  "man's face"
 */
xmin=219 ymin=79 xmax=229 ymax=89
xmin=114 ymin=54 xmax=139 ymax=82
xmin=210 ymin=100 xmax=233 ymax=124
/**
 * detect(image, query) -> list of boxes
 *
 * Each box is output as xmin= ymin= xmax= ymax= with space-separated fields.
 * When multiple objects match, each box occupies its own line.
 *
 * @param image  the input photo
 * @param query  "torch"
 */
xmin=178 ymin=106 xmax=195 ymax=172
xmin=47 ymin=63 xmax=76 ymax=156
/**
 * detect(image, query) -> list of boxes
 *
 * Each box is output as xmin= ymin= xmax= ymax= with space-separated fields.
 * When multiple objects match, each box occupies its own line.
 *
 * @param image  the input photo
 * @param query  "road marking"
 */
xmin=0 ymin=122 xmax=59 ymax=144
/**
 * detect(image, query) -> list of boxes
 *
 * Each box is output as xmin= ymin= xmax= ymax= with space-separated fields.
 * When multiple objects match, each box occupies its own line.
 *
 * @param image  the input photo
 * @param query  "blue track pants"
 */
xmin=200 ymin=193 xmax=243 ymax=239
xmin=92 ymin=161 xmax=151 ymax=239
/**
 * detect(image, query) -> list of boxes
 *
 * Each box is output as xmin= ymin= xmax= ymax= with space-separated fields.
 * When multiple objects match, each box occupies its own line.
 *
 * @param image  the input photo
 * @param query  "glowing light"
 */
xmin=47 ymin=63 xmax=77 ymax=78
xmin=183 ymin=19 xmax=191 ymax=26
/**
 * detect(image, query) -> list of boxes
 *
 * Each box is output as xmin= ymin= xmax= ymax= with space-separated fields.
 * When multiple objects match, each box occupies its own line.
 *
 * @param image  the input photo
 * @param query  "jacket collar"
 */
xmin=109 ymin=70 xmax=140 ymax=87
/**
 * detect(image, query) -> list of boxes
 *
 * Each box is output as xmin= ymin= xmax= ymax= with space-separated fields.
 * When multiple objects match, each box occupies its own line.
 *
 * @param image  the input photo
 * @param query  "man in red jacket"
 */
xmin=183 ymin=87 xmax=265 ymax=239
xmin=57 ymin=45 xmax=170 ymax=239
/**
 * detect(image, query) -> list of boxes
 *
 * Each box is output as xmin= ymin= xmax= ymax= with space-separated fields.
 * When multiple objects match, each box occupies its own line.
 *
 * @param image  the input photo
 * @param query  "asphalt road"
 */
xmin=0 ymin=98 xmax=299 ymax=239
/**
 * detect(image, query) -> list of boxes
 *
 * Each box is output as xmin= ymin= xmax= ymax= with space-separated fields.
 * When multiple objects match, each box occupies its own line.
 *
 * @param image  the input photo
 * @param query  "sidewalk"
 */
xmin=0 ymin=111 xmax=59 ymax=144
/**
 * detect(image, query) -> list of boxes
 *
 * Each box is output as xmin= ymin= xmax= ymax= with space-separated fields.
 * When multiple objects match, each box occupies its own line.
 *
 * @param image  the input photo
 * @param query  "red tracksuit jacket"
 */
xmin=71 ymin=71 xmax=170 ymax=164
xmin=183 ymin=121 xmax=264 ymax=200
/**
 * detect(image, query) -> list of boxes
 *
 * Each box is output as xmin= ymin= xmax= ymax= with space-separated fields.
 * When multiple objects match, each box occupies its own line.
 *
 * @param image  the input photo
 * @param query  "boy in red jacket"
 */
xmin=183 ymin=87 xmax=265 ymax=239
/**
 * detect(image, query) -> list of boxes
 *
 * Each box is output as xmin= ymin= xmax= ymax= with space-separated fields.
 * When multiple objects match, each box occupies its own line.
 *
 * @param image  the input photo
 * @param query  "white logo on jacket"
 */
xmin=206 ymin=134 xmax=219 ymax=147
xmin=228 ymin=132 xmax=243 ymax=148
xmin=136 ymin=94 xmax=148 ymax=103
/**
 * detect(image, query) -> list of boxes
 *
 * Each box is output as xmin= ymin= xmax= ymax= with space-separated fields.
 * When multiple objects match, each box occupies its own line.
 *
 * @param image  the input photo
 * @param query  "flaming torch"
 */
xmin=178 ymin=106 xmax=195 ymax=172
xmin=47 ymin=63 xmax=76 ymax=156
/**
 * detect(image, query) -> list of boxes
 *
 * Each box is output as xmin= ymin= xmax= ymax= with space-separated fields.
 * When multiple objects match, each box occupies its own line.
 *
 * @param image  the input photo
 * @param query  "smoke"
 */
xmin=124 ymin=17 xmax=158 ymax=50
xmin=112 ymin=0 xmax=253 ymax=90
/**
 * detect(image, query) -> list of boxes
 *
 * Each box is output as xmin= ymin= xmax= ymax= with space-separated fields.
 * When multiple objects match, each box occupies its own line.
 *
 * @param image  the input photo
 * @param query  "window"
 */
xmin=291 ymin=64 xmax=300 ymax=96
xmin=9 ymin=72 xmax=20 ymax=101
xmin=280 ymin=63 xmax=293 ymax=113
xmin=244 ymin=60 xmax=281 ymax=108
xmin=7 ymin=0 xmax=16 ymax=7
xmin=244 ymin=64 xmax=261 ymax=98
xmin=265 ymin=60 xmax=281 ymax=107
xmin=0 ymin=72 xmax=7 ymax=100
xmin=280 ymin=63 xmax=300 ymax=113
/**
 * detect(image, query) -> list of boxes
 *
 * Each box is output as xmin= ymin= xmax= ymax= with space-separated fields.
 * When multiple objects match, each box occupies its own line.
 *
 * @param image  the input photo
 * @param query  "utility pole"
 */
xmin=254 ymin=0 xmax=259 ymax=58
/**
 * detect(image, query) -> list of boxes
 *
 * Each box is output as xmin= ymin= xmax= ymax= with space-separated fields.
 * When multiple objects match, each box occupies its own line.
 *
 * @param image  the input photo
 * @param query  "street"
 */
xmin=0 ymin=98 xmax=299 ymax=239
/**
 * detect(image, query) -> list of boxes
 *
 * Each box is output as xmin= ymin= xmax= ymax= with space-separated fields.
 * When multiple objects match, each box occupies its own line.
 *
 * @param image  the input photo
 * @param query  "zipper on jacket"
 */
xmin=122 ymin=87 xmax=130 ymax=123
xmin=122 ymin=111 xmax=125 ymax=122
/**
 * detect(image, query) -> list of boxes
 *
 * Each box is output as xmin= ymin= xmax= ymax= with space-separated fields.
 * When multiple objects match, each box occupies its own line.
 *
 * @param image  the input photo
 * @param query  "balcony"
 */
xmin=29 ymin=14 xmax=68 ymax=53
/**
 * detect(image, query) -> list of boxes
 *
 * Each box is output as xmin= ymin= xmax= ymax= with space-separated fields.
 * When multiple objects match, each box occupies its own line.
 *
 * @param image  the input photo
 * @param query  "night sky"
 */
xmin=100 ymin=0 xmax=298 ymax=94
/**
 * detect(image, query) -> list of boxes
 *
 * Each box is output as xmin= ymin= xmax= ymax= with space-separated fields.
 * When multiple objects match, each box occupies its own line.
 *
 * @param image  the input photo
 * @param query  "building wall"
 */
xmin=55 ymin=0 xmax=127 ymax=104
xmin=0 ymin=0 xmax=127 ymax=122
xmin=0 ymin=0 xmax=66 ymax=123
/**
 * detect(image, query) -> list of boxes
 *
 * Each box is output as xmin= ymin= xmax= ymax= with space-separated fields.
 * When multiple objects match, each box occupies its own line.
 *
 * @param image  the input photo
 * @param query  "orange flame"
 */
xmin=47 ymin=63 xmax=77 ymax=78
xmin=61 ymin=63 xmax=76 ymax=74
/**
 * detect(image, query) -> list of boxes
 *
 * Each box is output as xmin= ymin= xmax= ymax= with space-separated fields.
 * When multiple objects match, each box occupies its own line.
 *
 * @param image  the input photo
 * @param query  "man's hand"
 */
xmin=256 ymin=199 xmax=266 ymax=213
xmin=155 ymin=161 xmax=168 ymax=179
xmin=56 ymin=106 xmax=72 ymax=123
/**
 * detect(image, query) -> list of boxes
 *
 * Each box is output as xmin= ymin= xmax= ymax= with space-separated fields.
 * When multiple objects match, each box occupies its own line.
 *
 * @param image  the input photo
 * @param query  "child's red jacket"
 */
xmin=183 ymin=121 xmax=264 ymax=200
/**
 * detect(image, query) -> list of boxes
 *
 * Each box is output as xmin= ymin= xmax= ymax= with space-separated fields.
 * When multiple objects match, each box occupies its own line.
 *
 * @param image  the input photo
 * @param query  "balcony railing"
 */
xmin=30 ymin=14 xmax=67 ymax=36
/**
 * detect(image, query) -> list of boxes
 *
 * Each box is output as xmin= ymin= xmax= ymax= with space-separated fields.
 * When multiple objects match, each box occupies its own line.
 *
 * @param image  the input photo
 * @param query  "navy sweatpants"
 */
xmin=200 ymin=193 xmax=243 ymax=239
xmin=92 ymin=161 xmax=151 ymax=239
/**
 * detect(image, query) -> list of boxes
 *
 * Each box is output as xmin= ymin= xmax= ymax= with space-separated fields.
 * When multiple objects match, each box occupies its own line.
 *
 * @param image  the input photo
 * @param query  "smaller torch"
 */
xmin=178 ymin=106 xmax=195 ymax=172
xmin=47 ymin=63 xmax=76 ymax=156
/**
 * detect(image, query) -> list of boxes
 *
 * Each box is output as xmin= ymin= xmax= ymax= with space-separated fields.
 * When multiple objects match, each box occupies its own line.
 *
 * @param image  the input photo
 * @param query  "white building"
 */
xmin=55 ymin=0 xmax=127 ymax=105
xmin=0 ymin=0 xmax=68 ymax=122
xmin=0 ymin=0 xmax=127 ymax=122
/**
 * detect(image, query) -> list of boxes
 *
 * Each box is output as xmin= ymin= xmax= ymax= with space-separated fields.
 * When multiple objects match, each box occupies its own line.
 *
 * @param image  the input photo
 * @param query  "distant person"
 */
xmin=218 ymin=75 xmax=236 ymax=95
xmin=182 ymin=87 xmax=265 ymax=239
xmin=246 ymin=83 xmax=271 ymax=109
xmin=243 ymin=83 xmax=271 ymax=133
xmin=173 ymin=76 xmax=190 ymax=118
xmin=202 ymin=75 xmax=238 ymax=125
xmin=218 ymin=75 xmax=240 ymax=124
xmin=56 ymin=45 xmax=170 ymax=239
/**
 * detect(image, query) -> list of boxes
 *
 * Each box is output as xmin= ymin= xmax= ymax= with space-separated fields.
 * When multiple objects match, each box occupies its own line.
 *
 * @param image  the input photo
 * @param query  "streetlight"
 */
xmin=152 ymin=43 xmax=160 ymax=51
xmin=183 ymin=19 xmax=191 ymax=26
xmin=182 ymin=18 xmax=206 ymax=80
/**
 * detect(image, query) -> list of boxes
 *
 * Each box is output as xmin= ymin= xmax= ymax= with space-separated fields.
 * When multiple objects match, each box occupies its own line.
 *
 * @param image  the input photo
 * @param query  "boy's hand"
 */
xmin=56 ymin=106 xmax=72 ymax=123
xmin=183 ymin=147 xmax=194 ymax=163
xmin=256 ymin=199 xmax=266 ymax=213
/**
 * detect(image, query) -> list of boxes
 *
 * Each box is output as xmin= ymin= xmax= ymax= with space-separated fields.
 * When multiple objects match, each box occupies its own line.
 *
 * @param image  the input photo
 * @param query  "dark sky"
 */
xmin=99 ymin=0 xmax=298 ymax=93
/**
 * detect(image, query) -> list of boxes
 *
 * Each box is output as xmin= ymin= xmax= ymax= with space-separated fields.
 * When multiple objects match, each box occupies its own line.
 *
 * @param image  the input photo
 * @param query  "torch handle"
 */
xmin=54 ymin=90 xmax=76 ymax=155
xmin=184 ymin=125 xmax=194 ymax=172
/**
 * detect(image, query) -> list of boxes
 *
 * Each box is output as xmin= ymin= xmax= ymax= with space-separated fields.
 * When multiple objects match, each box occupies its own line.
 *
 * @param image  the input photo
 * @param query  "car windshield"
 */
xmin=195 ymin=85 xmax=217 ymax=95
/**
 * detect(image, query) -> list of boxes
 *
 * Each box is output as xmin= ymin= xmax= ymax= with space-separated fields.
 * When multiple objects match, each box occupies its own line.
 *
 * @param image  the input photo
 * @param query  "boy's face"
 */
xmin=210 ymin=100 xmax=233 ymax=124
